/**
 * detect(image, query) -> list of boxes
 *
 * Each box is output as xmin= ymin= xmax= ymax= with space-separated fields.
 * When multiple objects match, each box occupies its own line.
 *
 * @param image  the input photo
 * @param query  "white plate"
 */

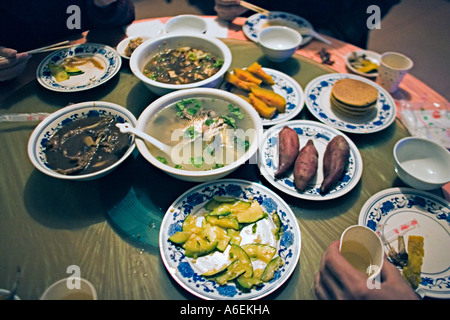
xmin=243 ymin=11 xmax=314 ymax=46
xmin=345 ymin=50 xmax=380 ymax=78
xmin=359 ymin=188 xmax=450 ymax=299
xmin=159 ymin=179 xmax=301 ymax=300
xmin=304 ymin=73 xmax=396 ymax=134
xmin=258 ymin=120 xmax=363 ymax=200
xmin=116 ymin=35 xmax=151 ymax=59
xmin=36 ymin=43 xmax=121 ymax=92
xmin=220 ymin=67 xmax=304 ymax=126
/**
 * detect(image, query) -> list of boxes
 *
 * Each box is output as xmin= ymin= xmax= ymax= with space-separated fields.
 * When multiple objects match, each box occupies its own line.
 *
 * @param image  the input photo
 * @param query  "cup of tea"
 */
xmin=40 ymin=277 xmax=97 ymax=300
xmin=258 ymin=26 xmax=302 ymax=62
xmin=376 ymin=51 xmax=413 ymax=93
xmin=339 ymin=225 xmax=384 ymax=279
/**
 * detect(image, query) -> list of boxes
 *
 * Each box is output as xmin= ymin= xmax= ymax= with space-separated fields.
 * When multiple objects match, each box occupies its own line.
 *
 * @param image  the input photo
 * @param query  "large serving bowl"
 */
xmin=393 ymin=137 xmax=450 ymax=190
xmin=129 ymin=33 xmax=232 ymax=96
xmin=28 ymin=101 xmax=137 ymax=181
xmin=135 ymin=88 xmax=263 ymax=182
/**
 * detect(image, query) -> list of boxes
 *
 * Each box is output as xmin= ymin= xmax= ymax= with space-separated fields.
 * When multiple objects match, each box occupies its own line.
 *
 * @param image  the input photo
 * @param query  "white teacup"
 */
xmin=164 ymin=15 xmax=207 ymax=35
xmin=40 ymin=277 xmax=97 ymax=300
xmin=258 ymin=26 xmax=302 ymax=62
xmin=339 ymin=225 xmax=384 ymax=279
xmin=376 ymin=52 xmax=413 ymax=93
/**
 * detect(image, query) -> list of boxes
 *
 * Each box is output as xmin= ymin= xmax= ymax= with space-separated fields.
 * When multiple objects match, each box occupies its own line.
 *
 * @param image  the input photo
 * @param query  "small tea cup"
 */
xmin=258 ymin=26 xmax=302 ymax=62
xmin=40 ymin=277 xmax=97 ymax=300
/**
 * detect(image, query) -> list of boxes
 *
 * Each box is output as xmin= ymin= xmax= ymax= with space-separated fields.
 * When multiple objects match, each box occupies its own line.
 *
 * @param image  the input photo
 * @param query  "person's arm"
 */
xmin=315 ymin=240 xmax=420 ymax=300
xmin=214 ymin=0 xmax=249 ymax=21
xmin=87 ymin=0 xmax=135 ymax=28
xmin=0 ymin=47 xmax=31 ymax=81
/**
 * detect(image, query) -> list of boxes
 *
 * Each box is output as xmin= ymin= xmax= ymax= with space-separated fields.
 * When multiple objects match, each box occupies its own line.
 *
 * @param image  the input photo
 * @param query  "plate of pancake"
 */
xmin=304 ymin=73 xmax=396 ymax=134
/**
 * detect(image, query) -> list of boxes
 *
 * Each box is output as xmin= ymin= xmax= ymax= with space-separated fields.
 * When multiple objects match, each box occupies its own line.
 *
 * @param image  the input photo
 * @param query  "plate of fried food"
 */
xmin=305 ymin=73 xmax=396 ymax=134
xmin=359 ymin=188 xmax=450 ymax=299
xmin=36 ymin=43 xmax=121 ymax=92
xmin=159 ymin=179 xmax=301 ymax=300
xmin=258 ymin=120 xmax=363 ymax=200
xmin=220 ymin=62 xmax=304 ymax=126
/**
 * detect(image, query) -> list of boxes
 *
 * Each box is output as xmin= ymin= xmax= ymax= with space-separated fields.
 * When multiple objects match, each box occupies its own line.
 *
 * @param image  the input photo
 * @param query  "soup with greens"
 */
xmin=145 ymin=97 xmax=254 ymax=171
xmin=143 ymin=47 xmax=224 ymax=84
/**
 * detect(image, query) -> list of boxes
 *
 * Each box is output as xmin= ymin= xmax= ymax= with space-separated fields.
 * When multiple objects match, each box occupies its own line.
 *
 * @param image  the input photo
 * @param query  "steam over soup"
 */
xmin=145 ymin=97 xmax=254 ymax=171
xmin=143 ymin=47 xmax=224 ymax=84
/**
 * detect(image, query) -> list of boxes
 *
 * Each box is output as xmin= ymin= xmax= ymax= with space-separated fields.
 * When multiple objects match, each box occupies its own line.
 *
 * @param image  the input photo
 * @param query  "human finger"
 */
xmin=0 ymin=55 xmax=30 ymax=81
xmin=0 ymin=52 xmax=30 ymax=69
xmin=0 ymin=46 xmax=18 ymax=59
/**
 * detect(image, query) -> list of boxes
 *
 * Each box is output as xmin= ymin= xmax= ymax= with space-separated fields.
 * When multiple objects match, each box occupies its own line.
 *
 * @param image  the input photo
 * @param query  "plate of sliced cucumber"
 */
xmin=159 ymin=179 xmax=301 ymax=300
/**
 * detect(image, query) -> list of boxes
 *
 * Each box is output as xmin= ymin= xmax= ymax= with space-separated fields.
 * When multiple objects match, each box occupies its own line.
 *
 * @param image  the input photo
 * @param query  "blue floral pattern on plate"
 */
xmin=243 ymin=11 xmax=313 ymax=46
xmin=258 ymin=120 xmax=363 ymax=201
xmin=304 ymin=73 xmax=396 ymax=134
xmin=159 ymin=179 xmax=301 ymax=300
xmin=36 ymin=43 xmax=121 ymax=92
xmin=220 ymin=67 xmax=304 ymax=126
xmin=359 ymin=188 xmax=450 ymax=299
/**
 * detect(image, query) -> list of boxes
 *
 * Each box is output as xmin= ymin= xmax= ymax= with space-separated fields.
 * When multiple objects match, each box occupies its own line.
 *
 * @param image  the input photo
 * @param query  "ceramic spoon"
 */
xmin=116 ymin=122 xmax=173 ymax=155
xmin=297 ymin=27 xmax=331 ymax=45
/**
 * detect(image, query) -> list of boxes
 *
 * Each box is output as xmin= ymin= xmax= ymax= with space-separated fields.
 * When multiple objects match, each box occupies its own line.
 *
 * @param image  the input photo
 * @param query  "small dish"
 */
xmin=258 ymin=26 xmax=302 ymax=62
xmin=159 ymin=179 xmax=301 ymax=300
xmin=345 ymin=50 xmax=380 ymax=78
xmin=393 ymin=137 xmax=450 ymax=190
xmin=116 ymin=35 xmax=150 ymax=59
xmin=164 ymin=14 xmax=207 ymax=35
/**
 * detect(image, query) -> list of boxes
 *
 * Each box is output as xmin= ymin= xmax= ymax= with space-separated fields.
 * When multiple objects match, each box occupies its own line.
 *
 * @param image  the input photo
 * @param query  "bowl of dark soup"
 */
xmin=130 ymin=33 xmax=232 ymax=96
xmin=28 ymin=101 xmax=137 ymax=181
xmin=135 ymin=88 xmax=263 ymax=182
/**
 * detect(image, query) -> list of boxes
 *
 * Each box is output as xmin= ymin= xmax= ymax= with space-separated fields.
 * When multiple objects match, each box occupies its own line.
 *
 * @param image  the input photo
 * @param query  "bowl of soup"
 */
xmin=28 ymin=101 xmax=137 ymax=181
xmin=130 ymin=33 xmax=232 ymax=96
xmin=135 ymin=88 xmax=263 ymax=182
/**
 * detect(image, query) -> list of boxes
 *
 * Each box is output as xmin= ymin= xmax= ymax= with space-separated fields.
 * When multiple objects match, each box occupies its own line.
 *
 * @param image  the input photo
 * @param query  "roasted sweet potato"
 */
xmin=246 ymin=62 xmax=275 ymax=85
xmin=293 ymin=140 xmax=318 ymax=191
xmin=248 ymin=93 xmax=277 ymax=119
xmin=275 ymin=126 xmax=299 ymax=178
xmin=250 ymin=86 xmax=286 ymax=113
xmin=225 ymin=71 xmax=258 ymax=91
xmin=320 ymin=135 xmax=350 ymax=194
xmin=233 ymin=68 xmax=262 ymax=85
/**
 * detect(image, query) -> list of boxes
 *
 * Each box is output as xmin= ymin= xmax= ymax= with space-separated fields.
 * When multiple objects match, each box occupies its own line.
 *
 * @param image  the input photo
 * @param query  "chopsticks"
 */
xmin=0 ymin=40 xmax=72 ymax=61
xmin=240 ymin=1 xmax=270 ymax=15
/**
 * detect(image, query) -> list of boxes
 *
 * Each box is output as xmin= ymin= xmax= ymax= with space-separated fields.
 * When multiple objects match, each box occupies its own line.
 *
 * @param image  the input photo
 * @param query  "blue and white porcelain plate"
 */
xmin=159 ymin=179 xmax=301 ymax=300
xmin=220 ymin=67 xmax=304 ymax=126
xmin=359 ymin=188 xmax=450 ymax=299
xmin=258 ymin=120 xmax=363 ymax=201
xmin=305 ymin=73 xmax=396 ymax=134
xmin=243 ymin=11 xmax=313 ymax=46
xmin=36 ymin=43 xmax=121 ymax=92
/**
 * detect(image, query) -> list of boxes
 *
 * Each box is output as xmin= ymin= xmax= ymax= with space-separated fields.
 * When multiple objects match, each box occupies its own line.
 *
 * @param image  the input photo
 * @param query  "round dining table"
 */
xmin=0 ymin=16 xmax=448 ymax=301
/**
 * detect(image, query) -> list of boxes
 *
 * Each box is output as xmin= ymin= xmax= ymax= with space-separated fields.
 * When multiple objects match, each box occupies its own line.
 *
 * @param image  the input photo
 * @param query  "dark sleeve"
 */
xmin=86 ymin=0 xmax=135 ymax=29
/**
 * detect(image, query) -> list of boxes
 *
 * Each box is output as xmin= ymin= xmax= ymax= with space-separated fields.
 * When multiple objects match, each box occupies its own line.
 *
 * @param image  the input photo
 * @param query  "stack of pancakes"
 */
xmin=330 ymin=78 xmax=378 ymax=116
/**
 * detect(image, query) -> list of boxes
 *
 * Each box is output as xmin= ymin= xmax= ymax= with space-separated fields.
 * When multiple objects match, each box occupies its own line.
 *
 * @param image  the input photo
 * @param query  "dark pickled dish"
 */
xmin=43 ymin=115 xmax=131 ymax=175
xmin=143 ymin=47 xmax=224 ymax=84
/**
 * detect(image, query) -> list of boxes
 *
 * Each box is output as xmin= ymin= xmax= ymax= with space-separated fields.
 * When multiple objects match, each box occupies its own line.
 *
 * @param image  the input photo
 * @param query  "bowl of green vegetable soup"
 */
xmin=130 ymin=33 xmax=232 ymax=96
xmin=135 ymin=88 xmax=263 ymax=182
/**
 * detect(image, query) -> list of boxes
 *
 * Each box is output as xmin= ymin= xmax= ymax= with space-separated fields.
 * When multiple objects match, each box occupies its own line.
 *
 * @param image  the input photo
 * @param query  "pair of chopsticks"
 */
xmin=0 ymin=40 xmax=73 ymax=61
xmin=240 ymin=1 xmax=270 ymax=15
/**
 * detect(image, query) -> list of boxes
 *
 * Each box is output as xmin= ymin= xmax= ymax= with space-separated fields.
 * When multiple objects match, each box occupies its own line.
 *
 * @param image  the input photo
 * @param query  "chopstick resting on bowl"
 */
xmin=240 ymin=1 xmax=270 ymax=15
xmin=0 ymin=41 xmax=72 ymax=61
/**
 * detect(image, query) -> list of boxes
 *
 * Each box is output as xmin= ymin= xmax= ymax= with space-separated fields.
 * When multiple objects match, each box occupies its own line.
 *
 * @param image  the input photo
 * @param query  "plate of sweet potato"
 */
xmin=258 ymin=120 xmax=363 ymax=200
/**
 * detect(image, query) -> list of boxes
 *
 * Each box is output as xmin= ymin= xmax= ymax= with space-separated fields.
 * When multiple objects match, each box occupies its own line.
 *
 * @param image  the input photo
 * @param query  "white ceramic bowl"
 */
xmin=345 ymin=50 xmax=380 ymax=78
xmin=130 ymin=34 xmax=232 ymax=96
xmin=164 ymin=14 xmax=207 ymax=35
xmin=28 ymin=101 xmax=137 ymax=181
xmin=258 ymin=26 xmax=302 ymax=62
xmin=116 ymin=35 xmax=151 ymax=59
xmin=135 ymin=88 xmax=263 ymax=182
xmin=393 ymin=137 xmax=450 ymax=190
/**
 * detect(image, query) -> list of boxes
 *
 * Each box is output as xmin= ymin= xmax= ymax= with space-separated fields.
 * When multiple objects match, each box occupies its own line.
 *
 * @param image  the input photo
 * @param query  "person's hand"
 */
xmin=0 ymin=47 xmax=31 ymax=81
xmin=214 ymin=0 xmax=248 ymax=21
xmin=315 ymin=240 xmax=420 ymax=300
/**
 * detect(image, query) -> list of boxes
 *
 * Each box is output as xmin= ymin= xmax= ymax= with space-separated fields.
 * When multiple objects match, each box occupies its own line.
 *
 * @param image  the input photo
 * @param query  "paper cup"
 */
xmin=40 ymin=277 xmax=97 ymax=300
xmin=339 ymin=225 xmax=384 ymax=279
xmin=376 ymin=52 xmax=413 ymax=93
